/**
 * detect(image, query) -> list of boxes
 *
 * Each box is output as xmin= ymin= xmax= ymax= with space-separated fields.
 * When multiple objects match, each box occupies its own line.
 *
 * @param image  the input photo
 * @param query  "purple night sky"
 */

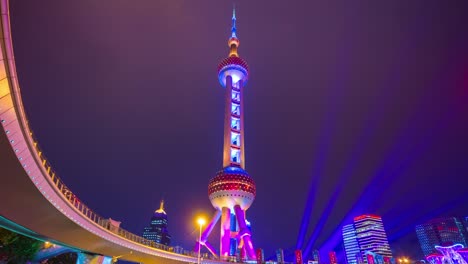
xmin=8 ymin=0 xmax=468 ymax=261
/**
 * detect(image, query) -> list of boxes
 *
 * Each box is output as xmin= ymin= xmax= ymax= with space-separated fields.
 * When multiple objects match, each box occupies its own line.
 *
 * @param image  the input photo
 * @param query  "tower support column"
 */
xmin=234 ymin=205 xmax=256 ymax=260
xmin=220 ymin=207 xmax=232 ymax=260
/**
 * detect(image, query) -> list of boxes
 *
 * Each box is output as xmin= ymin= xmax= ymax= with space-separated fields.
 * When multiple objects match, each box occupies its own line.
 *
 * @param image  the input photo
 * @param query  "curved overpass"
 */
xmin=0 ymin=1 xmax=219 ymax=263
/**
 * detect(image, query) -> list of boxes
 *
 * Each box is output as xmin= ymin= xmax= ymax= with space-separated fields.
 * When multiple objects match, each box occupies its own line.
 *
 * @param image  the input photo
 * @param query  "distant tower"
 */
xmin=196 ymin=8 xmax=257 ymax=261
xmin=142 ymin=200 xmax=171 ymax=245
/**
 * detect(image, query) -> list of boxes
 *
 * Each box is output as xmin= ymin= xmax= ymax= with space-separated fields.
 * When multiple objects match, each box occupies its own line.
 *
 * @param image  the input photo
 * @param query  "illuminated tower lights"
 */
xmin=196 ymin=8 xmax=257 ymax=261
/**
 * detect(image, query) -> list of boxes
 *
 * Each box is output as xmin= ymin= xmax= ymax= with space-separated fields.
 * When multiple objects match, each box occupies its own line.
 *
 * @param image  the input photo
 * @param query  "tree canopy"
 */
xmin=0 ymin=227 xmax=42 ymax=263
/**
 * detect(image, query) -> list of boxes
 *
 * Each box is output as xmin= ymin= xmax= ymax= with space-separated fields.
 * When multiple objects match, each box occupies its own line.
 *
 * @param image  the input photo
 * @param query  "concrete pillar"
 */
xmin=76 ymin=252 xmax=112 ymax=264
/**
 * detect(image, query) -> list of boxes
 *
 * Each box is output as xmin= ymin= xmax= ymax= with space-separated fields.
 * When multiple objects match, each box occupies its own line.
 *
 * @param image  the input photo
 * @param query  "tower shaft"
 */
xmin=222 ymin=77 xmax=245 ymax=168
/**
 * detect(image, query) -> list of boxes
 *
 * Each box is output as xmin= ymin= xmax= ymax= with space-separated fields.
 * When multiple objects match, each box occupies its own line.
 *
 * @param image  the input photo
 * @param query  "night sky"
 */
xmin=8 ymin=0 xmax=468 ymax=262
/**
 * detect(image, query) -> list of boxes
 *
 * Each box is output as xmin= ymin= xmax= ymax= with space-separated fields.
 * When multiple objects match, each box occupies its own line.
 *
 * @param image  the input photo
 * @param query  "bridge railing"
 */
xmin=25 ymin=126 xmax=211 ymax=260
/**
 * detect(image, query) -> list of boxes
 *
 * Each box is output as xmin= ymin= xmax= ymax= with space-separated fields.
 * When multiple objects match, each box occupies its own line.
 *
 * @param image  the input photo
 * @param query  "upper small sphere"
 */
xmin=208 ymin=166 xmax=256 ymax=211
xmin=217 ymin=56 xmax=249 ymax=87
xmin=228 ymin=37 xmax=240 ymax=47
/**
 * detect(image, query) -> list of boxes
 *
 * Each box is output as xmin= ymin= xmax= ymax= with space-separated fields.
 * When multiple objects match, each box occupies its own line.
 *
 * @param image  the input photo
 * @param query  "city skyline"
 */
xmin=6 ymin=0 xmax=468 ymax=261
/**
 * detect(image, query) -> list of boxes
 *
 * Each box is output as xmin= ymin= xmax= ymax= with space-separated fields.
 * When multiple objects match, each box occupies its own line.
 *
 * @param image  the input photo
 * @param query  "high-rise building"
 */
xmin=142 ymin=200 xmax=171 ymax=245
xmin=313 ymin=249 xmax=321 ymax=264
xmin=196 ymin=8 xmax=257 ymax=261
xmin=257 ymin=248 xmax=265 ymax=264
xmin=343 ymin=224 xmax=360 ymax=264
xmin=276 ymin=248 xmax=285 ymax=264
xmin=416 ymin=217 xmax=468 ymax=257
xmin=329 ymin=251 xmax=338 ymax=264
xmin=350 ymin=215 xmax=392 ymax=263
xmin=296 ymin=249 xmax=304 ymax=264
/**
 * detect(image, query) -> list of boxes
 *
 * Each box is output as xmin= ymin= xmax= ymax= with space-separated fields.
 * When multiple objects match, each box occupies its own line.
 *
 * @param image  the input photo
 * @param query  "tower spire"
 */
xmin=155 ymin=199 xmax=166 ymax=214
xmin=228 ymin=6 xmax=240 ymax=57
xmin=231 ymin=6 xmax=236 ymax=38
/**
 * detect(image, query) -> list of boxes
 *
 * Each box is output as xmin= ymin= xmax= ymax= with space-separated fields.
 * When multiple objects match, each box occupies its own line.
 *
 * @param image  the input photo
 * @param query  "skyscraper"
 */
xmin=343 ymin=224 xmax=360 ymax=264
xmin=276 ymin=249 xmax=285 ymax=264
xmin=296 ymin=250 xmax=304 ymax=264
xmin=416 ymin=217 xmax=468 ymax=257
xmin=312 ymin=249 xmax=321 ymax=264
xmin=142 ymin=200 xmax=171 ymax=245
xmin=257 ymin=248 xmax=265 ymax=264
xmin=354 ymin=215 xmax=392 ymax=258
xmin=196 ymin=8 xmax=257 ymax=261
xmin=346 ymin=215 xmax=392 ymax=263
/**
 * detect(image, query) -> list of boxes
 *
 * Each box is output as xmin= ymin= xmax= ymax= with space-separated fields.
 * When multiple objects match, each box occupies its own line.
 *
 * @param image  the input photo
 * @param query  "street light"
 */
xmin=112 ymin=251 xmax=133 ymax=263
xmin=197 ymin=218 xmax=206 ymax=264
xmin=398 ymin=258 xmax=410 ymax=264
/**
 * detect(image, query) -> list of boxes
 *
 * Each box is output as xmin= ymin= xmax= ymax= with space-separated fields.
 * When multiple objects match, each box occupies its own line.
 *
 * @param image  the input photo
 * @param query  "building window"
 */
xmin=232 ymin=91 xmax=240 ymax=102
xmin=231 ymin=132 xmax=240 ymax=147
xmin=231 ymin=148 xmax=240 ymax=164
xmin=231 ymin=118 xmax=240 ymax=130
xmin=232 ymin=103 xmax=240 ymax=116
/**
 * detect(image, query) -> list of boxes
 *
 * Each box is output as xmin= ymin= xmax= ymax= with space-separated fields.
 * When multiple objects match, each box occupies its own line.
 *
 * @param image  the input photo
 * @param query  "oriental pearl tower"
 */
xmin=196 ymin=8 xmax=257 ymax=261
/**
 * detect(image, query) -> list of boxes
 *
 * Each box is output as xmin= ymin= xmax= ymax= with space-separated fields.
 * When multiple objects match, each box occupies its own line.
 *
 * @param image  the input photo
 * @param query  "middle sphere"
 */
xmin=208 ymin=166 xmax=256 ymax=211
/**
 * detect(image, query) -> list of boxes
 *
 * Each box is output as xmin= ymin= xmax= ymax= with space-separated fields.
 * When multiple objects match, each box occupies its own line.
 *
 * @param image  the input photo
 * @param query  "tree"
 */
xmin=0 ymin=227 xmax=42 ymax=263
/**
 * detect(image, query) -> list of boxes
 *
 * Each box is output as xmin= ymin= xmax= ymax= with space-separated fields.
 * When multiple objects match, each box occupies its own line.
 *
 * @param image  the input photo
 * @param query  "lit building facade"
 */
xmin=276 ymin=248 xmax=285 ymax=264
xmin=257 ymin=248 xmax=265 ymax=264
xmin=312 ymin=249 xmax=321 ymax=264
xmin=347 ymin=215 xmax=392 ymax=263
xmin=416 ymin=217 xmax=468 ymax=257
xmin=296 ymin=250 xmax=304 ymax=264
xmin=343 ymin=224 xmax=360 ymax=264
xmin=196 ymin=8 xmax=257 ymax=261
xmin=142 ymin=200 xmax=171 ymax=245
xmin=329 ymin=251 xmax=338 ymax=264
